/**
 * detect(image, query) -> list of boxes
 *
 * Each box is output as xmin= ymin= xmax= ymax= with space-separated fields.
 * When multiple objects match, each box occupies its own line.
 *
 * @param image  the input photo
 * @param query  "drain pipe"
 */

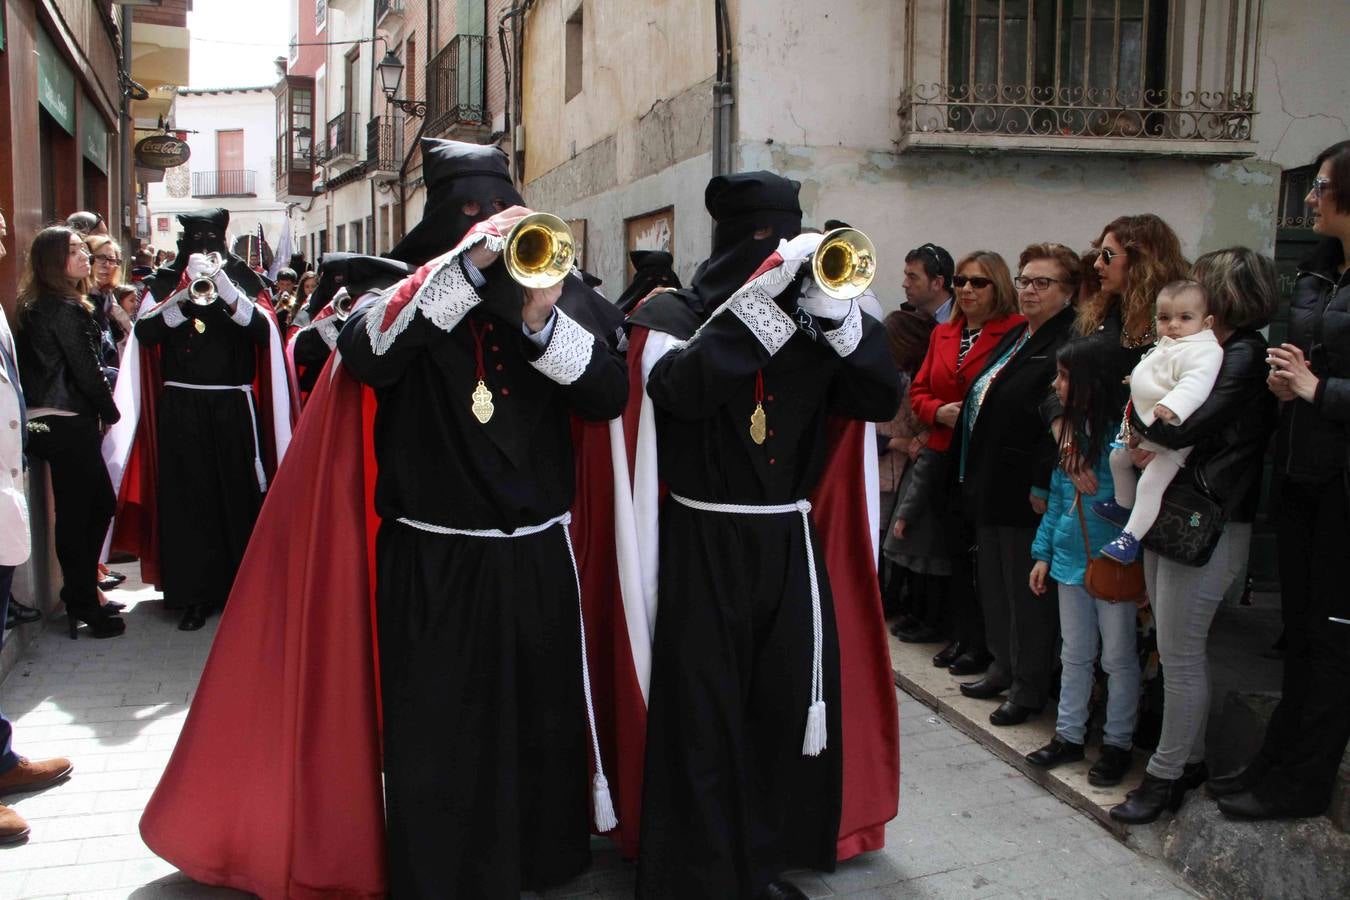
xmin=712 ymin=0 xmax=734 ymax=180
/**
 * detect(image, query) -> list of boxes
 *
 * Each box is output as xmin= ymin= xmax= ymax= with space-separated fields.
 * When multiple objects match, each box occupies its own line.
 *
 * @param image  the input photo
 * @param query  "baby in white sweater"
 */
xmin=1094 ymin=281 xmax=1224 ymax=564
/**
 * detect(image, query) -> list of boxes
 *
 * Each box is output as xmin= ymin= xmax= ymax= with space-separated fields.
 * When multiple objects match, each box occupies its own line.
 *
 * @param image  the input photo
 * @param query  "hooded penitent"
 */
xmin=385 ymin=139 xmax=524 ymax=269
xmin=615 ymin=251 xmax=681 ymax=316
xmin=143 ymin=208 xmax=270 ymax=303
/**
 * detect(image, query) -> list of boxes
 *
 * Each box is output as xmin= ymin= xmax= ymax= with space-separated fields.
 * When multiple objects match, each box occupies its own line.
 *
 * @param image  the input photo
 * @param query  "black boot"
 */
xmin=1109 ymin=773 xmax=1184 ymax=824
xmin=1206 ymin=756 xmax=1271 ymax=798
xmin=1088 ymin=745 xmax=1133 ymax=786
xmin=178 ymin=604 xmax=209 ymax=632
xmin=66 ymin=606 xmax=125 ymax=640
xmin=932 ymin=641 xmax=964 ymax=668
xmin=757 ymin=880 xmax=809 ymax=900
xmin=1179 ymin=761 xmax=1209 ymax=792
xmin=1026 ymin=736 xmax=1085 ymax=769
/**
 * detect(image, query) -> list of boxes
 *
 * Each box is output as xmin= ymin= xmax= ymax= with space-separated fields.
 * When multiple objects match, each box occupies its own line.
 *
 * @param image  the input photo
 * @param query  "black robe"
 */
xmin=635 ymin=285 xmax=900 ymax=898
xmin=337 ymin=255 xmax=627 ymax=898
xmin=133 ymin=297 xmax=269 ymax=610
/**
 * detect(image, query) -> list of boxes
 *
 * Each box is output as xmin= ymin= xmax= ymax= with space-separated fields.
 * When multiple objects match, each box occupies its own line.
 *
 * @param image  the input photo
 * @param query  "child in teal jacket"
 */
xmin=1025 ymin=341 xmax=1141 ymax=786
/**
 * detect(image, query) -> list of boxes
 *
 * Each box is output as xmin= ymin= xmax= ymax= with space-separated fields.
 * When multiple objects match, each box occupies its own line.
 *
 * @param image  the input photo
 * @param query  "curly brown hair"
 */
xmin=1076 ymin=214 xmax=1189 ymax=342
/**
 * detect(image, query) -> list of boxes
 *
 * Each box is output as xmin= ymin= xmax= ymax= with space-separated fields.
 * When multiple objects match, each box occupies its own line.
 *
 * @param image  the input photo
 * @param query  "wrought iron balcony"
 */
xmin=897 ymin=0 xmax=1262 ymax=157
xmin=426 ymin=34 xmax=487 ymax=137
xmin=191 ymin=169 xmax=257 ymax=198
xmin=326 ymin=110 xmax=354 ymax=161
xmin=367 ymin=115 xmax=403 ymax=177
xmin=376 ymin=0 xmax=405 ymax=25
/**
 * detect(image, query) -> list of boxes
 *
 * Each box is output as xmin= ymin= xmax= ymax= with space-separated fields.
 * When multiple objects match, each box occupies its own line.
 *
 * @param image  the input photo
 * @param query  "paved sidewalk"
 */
xmin=1 ymin=567 xmax=1197 ymax=899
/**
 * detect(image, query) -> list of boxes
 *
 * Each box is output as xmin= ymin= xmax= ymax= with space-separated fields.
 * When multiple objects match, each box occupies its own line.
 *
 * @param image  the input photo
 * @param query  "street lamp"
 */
xmin=295 ymin=127 xmax=312 ymax=162
xmin=377 ymin=49 xmax=426 ymax=118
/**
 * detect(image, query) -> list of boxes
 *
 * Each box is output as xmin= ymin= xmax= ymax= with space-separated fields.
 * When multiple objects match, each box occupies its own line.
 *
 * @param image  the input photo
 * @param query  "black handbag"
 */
xmin=1141 ymin=472 xmax=1227 ymax=567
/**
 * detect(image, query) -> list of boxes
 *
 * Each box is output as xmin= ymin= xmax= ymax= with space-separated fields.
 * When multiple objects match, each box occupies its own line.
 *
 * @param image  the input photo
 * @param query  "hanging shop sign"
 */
xmin=37 ymin=29 xmax=75 ymax=135
xmin=135 ymin=134 xmax=191 ymax=170
xmin=82 ymin=101 xmax=111 ymax=173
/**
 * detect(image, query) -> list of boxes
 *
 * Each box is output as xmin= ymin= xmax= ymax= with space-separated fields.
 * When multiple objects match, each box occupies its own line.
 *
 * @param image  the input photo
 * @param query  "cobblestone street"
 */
xmin=0 ymin=567 xmax=1197 ymax=899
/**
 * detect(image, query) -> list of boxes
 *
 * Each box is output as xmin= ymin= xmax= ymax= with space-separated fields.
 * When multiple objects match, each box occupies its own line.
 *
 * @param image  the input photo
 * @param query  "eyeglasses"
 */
xmin=1311 ymin=177 xmax=1333 ymax=200
xmin=1099 ymin=247 xmax=1122 ymax=265
xmin=951 ymin=275 xmax=993 ymax=289
xmin=93 ymin=255 xmax=123 ymax=265
xmin=1014 ymin=276 xmax=1065 ymax=292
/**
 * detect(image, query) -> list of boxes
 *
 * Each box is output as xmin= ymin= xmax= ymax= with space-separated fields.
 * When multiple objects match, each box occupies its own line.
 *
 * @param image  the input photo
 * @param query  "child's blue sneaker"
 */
xmin=1091 ymin=499 xmax=1132 ymax=528
xmin=1100 ymin=532 xmax=1140 ymax=565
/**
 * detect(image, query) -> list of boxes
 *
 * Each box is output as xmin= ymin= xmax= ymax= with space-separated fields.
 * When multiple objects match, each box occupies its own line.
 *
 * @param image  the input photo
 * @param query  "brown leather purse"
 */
xmin=1076 ymin=492 xmax=1146 ymax=603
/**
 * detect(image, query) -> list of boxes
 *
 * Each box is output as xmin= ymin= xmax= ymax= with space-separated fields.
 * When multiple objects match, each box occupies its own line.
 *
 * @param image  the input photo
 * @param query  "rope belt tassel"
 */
xmin=396 ymin=512 xmax=617 ymax=831
xmin=669 ymin=495 xmax=827 ymax=757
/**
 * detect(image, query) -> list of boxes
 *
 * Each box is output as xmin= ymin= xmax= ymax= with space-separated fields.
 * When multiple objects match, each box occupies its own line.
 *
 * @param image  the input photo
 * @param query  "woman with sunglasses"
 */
xmin=954 ymin=244 xmax=1082 ymax=727
xmin=1203 ymin=141 xmax=1350 ymax=822
xmin=903 ymin=251 xmax=1023 ymax=676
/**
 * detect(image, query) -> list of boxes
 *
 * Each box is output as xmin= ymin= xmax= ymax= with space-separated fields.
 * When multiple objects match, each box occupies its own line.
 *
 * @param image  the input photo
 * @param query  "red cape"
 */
xmin=141 ymin=249 xmax=637 ymax=894
xmin=623 ymin=303 xmax=899 ymax=862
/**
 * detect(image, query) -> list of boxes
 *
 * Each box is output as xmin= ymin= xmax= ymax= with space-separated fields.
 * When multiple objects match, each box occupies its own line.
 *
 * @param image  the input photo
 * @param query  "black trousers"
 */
xmin=1255 ymin=475 xmax=1350 ymax=810
xmin=376 ymin=519 xmax=591 ymax=899
xmin=638 ymin=502 xmax=842 ymax=900
xmin=25 ymin=415 xmax=114 ymax=615
xmin=977 ymin=524 xmax=1059 ymax=707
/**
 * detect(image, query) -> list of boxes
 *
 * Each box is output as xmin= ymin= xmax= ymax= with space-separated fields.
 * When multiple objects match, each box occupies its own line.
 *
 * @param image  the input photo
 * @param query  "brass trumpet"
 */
xmin=187 ymin=252 xmax=225 ymax=306
xmin=811 ymin=228 xmax=877 ymax=301
xmin=503 ymin=213 xmax=575 ymax=290
xmin=332 ymin=289 xmax=355 ymax=322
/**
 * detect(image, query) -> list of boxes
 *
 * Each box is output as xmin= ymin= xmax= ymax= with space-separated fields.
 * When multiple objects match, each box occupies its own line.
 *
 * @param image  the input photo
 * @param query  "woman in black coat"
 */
xmin=16 ymin=227 xmax=125 ymax=639
xmin=955 ymin=243 xmax=1080 ymax=726
xmin=1108 ymin=246 xmax=1279 ymax=824
xmin=1209 ymin=141 xmax=1350 ymax=821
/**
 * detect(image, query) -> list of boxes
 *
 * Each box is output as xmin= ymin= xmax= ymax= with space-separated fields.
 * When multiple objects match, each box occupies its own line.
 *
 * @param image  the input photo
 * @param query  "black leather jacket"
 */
xmin=1275 ymin=238 xmax=1350 ymax=483
xmin=17 ymin=296 xmax=120 ymax=424
xmin=1131 ymin=328 xmax=1275 ymax=522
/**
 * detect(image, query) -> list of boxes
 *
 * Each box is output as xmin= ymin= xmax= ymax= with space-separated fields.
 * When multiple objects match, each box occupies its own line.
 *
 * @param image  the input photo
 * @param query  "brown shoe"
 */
xmin=0 ymin=757 xmax=74 ymax=797
xmin=0 ymin=804 xmax=29 ymax=844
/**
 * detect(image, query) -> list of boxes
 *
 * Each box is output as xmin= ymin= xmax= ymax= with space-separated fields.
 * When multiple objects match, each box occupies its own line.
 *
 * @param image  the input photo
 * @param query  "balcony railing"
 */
xmin=367 ymin=115 xmax=402 ymax=174
xmin=426 ymin=34 xmax=487 ymax=136
xmin=897 ymin=0 xmax=1262 ymax=155
xmin=327 ymin=110 xmax=353 ymax=160
xmin=191 ymin=170 xmax=257 ymax=198
xmin=376 ymin=0 xmax=405 ymax=23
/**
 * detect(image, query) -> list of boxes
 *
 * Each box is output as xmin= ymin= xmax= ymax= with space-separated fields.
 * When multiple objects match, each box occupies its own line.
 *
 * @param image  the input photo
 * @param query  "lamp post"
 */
xmin=377 ymin=49 xmax=426 ymax=118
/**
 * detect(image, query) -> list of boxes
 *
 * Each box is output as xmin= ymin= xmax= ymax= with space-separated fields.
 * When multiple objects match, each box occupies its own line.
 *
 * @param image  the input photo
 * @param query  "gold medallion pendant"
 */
xmin=749 ymin=403 xmax=767 ymax=445
xmin=193 ymin=319 xmax=206 ymax=334
xmin=471 ymin=379 xmax=495 ymax=424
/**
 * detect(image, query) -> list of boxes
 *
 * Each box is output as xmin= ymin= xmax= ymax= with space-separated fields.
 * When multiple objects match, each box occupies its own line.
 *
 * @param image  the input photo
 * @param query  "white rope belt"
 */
xmin=395 ymin=511 xmax=617 ymax=831
xmin=163 ymin=381 xmax=267 ymax=491
xmin=669 ymin=494 xmax=827 ymax=757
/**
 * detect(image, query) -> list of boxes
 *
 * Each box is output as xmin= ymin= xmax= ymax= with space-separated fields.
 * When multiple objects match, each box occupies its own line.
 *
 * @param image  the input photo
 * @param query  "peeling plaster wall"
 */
xmin=521 ymin=0 xmax=717 ymax=183
xmin=1250 ymin=0 xmax=1350 ymax=171
xmin=524 ymin=150 xmax=713 ymax=297
xmin=735 ymin=142 xmax=1279 ymax=310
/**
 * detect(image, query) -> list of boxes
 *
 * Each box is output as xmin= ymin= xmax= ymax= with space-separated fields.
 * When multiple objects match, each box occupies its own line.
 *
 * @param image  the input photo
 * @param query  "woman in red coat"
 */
xmin=900 ymin=250 xmax=1024 ymax=674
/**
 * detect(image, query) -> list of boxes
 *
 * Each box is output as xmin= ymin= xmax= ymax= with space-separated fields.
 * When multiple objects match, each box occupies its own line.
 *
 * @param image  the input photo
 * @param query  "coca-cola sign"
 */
xmin=135 ymin=135 xmax=191 ymax=169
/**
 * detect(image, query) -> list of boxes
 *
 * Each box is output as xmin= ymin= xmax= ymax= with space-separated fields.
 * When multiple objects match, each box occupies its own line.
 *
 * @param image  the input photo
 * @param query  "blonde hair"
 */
xmin=86 ymin=235 xmax=124 ymax=290
xmin=953 ymin=250 xmax=1018 ymax=323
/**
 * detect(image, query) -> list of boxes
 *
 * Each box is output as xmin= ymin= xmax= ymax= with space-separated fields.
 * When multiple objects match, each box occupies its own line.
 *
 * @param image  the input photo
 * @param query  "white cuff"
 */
xmin=522 ymin=308 xmax=558 ymax=350
xmin=316 ymin=316 xmax=340 ymax=350
xmin=822 ymin=301 xmax=863 ymax=357
xmin=230 ymin=294 xmax=255 ymax=327
xmin=214 ymin=271 xmax=242 ymax=305
xmin=528 ymin=308 xmax=593 ymax=385
xmin=364 ymin=254 xmax=482 ymax=357
xmin=726 ymin=285 xmax=797 ymax=355
xmin=161 ymin=301 xmax=188 ymax=329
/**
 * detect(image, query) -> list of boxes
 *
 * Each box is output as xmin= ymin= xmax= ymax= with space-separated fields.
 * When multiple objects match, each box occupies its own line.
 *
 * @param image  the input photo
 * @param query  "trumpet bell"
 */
xmin=187 ymin=252 xmax=225 ymax=306
xmin=504 ymin=213 xmax=575 ymax=290
xmin=812 ymin=228 xmax=877 ymax=301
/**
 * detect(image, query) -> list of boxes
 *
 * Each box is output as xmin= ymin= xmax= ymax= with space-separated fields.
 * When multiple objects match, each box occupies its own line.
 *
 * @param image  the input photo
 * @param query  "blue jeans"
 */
xmin=1056 ymin=582 xmax=1141 ymax=749
xmin=0 ymin=564 xmax=17 ymax=774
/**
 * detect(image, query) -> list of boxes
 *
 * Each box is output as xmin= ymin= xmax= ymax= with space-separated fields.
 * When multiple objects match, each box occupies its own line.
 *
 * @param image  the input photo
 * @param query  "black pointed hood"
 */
xmin=386 ymin=139 xmax=524 ymax=267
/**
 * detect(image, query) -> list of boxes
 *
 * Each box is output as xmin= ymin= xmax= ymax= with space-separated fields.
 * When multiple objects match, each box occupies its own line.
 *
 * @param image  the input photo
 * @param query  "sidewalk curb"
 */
xmin=891 ymin=665 xmax=1132 ymax=840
